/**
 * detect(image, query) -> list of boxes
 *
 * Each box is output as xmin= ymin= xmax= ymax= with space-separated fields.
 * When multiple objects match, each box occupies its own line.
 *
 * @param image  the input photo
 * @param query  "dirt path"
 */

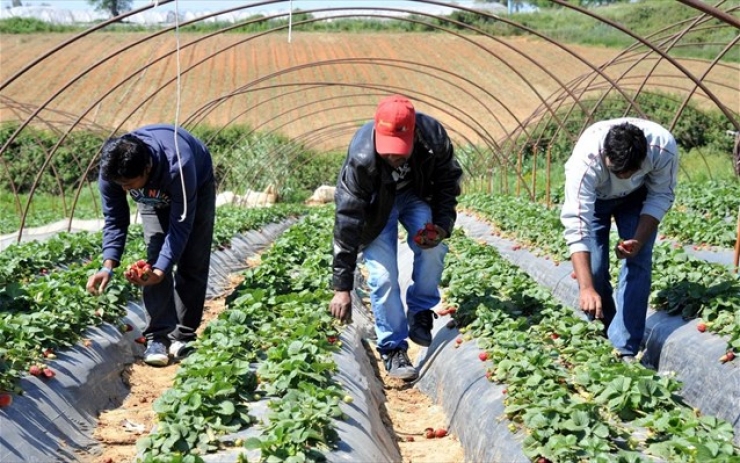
xmin=80 ymin=285 xmax=464 ymax=463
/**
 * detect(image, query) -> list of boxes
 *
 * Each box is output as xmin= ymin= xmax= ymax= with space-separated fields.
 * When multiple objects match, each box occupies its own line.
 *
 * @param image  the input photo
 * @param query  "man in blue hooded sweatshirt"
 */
xmin=86 ymin=124 xmax=216 ymax=367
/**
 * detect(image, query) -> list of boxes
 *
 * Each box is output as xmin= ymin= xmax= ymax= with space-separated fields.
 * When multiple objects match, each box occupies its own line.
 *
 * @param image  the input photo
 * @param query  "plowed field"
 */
xmin=1 ymin=32 xmax=737 ymax=151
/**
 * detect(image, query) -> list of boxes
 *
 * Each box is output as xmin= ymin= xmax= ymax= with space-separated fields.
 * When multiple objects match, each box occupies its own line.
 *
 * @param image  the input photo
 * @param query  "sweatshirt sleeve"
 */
xmin=100 ymin=177 xmax=130 ymax=264
xmin=641 ymin=138 xmax=678 ymax=222
xmin=560 ymin=134 xmax=604 ymax=256
xmin=153 ymin=159 xmax=198 ymax=273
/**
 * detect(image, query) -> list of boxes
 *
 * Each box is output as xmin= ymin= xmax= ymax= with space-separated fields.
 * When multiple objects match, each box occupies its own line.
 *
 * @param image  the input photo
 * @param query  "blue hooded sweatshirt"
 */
xmin=100 ymin=124 xmax=214 ymax=273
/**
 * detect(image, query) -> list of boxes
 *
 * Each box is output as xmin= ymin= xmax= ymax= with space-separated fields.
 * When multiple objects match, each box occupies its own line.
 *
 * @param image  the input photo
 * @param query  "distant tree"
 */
xmin=474 ymin=0 xmax=629 ymax=9
xmin=12 ymin=0 xmax=23 ymax=7
xmin=87 ymin=0 xmax=133 ymax=17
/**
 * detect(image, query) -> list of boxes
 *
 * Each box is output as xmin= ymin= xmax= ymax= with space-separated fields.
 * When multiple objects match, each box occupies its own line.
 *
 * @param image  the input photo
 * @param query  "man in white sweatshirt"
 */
xmin=560 ymin=118 xmax=678 ymax=360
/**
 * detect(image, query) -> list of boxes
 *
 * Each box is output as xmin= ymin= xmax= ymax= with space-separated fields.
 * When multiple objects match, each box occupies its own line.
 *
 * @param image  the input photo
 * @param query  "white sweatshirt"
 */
xmin=561 ymin=118 xmax=679 ymax=255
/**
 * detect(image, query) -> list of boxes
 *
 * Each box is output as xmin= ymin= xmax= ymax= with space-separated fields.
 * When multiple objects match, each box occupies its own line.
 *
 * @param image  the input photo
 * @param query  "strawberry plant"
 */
xmin=441 ymin=232 xmax=739 ymax=462
xmin=136 ymin=206 xmax=348 ymax=462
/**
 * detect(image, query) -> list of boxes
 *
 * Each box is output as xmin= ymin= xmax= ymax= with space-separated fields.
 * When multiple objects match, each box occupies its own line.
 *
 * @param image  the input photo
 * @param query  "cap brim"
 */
xmin=375 ymin=132 xmax=414 ymax=156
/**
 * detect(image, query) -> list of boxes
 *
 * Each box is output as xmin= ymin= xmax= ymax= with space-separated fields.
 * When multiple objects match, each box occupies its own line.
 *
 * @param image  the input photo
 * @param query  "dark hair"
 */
xmin=603 ymin=122 xmax=647 ymax=175
xmin=99 ymin=135 xmax=150 ymax=182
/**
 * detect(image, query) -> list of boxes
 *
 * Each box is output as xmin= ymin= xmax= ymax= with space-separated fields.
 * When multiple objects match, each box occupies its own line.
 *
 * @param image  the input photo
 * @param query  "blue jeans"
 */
xmin=362 ymin=189 xmax=448 ymax=354
xmin=591 ymin=187 xmax=656 ymax=356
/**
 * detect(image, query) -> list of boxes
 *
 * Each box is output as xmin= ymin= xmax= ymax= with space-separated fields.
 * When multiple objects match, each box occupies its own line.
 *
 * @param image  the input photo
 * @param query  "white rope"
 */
xmin=288 ymin=0 xmax=293 ymax=43
xmin=172 ymin=0 xmax=187 ymax=222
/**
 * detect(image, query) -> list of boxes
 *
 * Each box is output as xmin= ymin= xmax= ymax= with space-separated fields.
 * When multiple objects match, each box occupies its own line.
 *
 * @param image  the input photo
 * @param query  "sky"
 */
xmin=2 ymin=0 xmax=485 ymax=13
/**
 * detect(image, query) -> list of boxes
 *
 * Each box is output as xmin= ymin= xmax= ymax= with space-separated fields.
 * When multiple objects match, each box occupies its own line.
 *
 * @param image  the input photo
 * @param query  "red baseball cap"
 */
xmin=374 ymin=95 xmax=415 ymax=156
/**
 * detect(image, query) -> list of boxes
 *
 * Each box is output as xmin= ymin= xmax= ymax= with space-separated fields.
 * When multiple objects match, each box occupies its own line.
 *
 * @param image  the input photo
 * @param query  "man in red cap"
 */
xmin=330 ymin=94 xmax=462 ymax=380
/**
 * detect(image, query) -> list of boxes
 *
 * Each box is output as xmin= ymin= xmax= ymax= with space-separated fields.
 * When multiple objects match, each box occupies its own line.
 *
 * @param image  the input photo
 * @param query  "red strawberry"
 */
xmin=455 ymin=337 xmax=463 ymax=345
xmin=42 ymin=368 xmax=55 ymax=378
xmin=425 ymin=230 xmax=438 ymax=241
xmin=0 ymin=392 xmax=12 ymax=407
xmin=720 ymin=351 xmax=736 ymax=363
xmin=134 ymin=336 xmax=147 ymax=344
xmin=327 ymin=336 xmax=337 ymax=344
xmin=425 ymin=223 xmax=436 ymax=232
xmin=697 ymin=322 xmax=706 ymax=333
xmin=479 ymin=351 xmax=488 ymax=361
xmin=618 ymin=240 xmax=634 ymax=252
xmin=434 ymin=428 xmax=447 ymax=438
xmin=406 ymin=436 xmax=415 ymax=442
xmin=550 ymin=333 xmax=560 ymax=340
xmin=424 ymin=427 xmax=435 ymax=439
xmin=29 ymin=365 xmax=42 ymax=376
xmin=136 ymin=259 xmax=148 ymax=269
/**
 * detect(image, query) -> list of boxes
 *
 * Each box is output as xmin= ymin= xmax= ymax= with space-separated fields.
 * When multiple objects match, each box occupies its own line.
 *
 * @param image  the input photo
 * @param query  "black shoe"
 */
xmin=408 ymin=310 xmax=438 ymax=347
xmin=381 ymin=349 xmax=418 ymax=380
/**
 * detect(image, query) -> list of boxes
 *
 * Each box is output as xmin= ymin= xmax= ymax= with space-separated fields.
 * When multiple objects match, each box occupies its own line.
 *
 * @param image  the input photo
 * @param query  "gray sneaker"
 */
xmin=169 ymin=340 xmax=194 ymax=362
xmin=143 ymin=340 xmax=169 ymax=366
xmin=382 ymin=349 xmax=417 ymax=380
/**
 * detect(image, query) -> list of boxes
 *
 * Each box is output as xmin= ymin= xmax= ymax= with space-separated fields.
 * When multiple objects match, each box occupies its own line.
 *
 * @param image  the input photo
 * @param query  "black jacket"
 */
xmin=332 ymin=112 xmax=463 ymax=291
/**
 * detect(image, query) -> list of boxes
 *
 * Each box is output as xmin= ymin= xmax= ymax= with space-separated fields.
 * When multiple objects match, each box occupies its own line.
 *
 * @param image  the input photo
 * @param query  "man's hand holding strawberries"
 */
xmin=124 ymin=259 xmax=164 ymax=286
xmin=413 ymin=223 xmax=447 ymax=249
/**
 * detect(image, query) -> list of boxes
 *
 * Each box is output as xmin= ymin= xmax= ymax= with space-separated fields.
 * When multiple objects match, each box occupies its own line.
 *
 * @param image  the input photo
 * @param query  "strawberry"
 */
xmin=406 ymin=436 xmax=415 ymax=442
xmin=697 ymin=322 xmax=706 ymax=333
xmin=720 ymin=351 xmax=736 ymax=363
xmin=128 ymin=260 xmax=153 ymax=282
xmin=455 ymin=337 xmax=463 ymax=345
xmin=437 ymin=306 xmax=457 ymax=316
xmin=434 ymin=428 xmax=447 ymax=438
xmin=29 ymin=365 xmax=42 ymax=376
xmin=342 ymin=395 xmax=354 ymax=404
xmin=618 ymin=240 xmax=634 ymax=252
xmin=479 ymin=351 xmax=488 ymax=361
xmin=121 ymin=323 xmax=134 ymax=333
xmin=550 ymin=333 xmax=560 ymax=340
xmin=414 ymin=223 xmax=441 ymax=247
xmin=42 ymin=368 xmax=55 ymax=378
xmin=0 ymin=392 xmax=12 ymax=407
xmin=134 ymin=336 xmax=147 ymax=344
xmin=424 ymin=427 xmax=435 ymax=439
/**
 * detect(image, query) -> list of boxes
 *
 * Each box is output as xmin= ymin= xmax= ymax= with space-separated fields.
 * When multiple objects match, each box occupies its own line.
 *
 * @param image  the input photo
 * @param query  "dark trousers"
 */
xmin=139 ymin=180 xmax=216 ymax=343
